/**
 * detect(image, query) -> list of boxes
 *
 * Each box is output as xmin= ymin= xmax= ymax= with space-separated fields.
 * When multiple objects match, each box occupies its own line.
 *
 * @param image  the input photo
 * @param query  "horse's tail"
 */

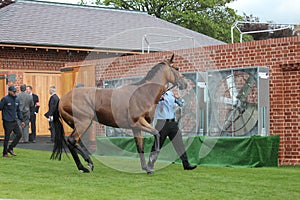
xmin=50 ymin=100 xmax=67 ymax=160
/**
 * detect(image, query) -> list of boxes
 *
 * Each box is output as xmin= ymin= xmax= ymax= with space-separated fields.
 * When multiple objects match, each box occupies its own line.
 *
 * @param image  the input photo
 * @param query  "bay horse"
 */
xmin=51 ymin=54 xmax=187 ymax=174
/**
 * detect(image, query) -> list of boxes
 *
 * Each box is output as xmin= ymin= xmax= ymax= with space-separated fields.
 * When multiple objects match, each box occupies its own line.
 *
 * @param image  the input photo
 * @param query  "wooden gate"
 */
xmin=0 ymin=75 xmax=6 ymax=137
xmin=0 ymin=66 xmax=95 ymax=137
xmin=23 ymin=72 xmax=61 ymax=135
xmin=60 ymin=65 xmax=96 ymax=140
xmin=60 ymin=65 xmax=95 ymax=93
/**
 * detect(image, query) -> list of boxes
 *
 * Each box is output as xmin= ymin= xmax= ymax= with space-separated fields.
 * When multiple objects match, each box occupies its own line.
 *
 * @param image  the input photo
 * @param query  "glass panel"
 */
xmin=206 ymin=67 xmax=259 ymax=137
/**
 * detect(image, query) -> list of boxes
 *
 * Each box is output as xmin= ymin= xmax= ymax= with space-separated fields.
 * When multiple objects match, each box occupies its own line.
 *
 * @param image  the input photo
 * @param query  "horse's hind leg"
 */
xmin=77 ymin=137 xmax=94 ymax=170
xmin=66 ymin=130 xmax=94 ymax=173
xmin=66 ymin=132 xmax=90 ymax=173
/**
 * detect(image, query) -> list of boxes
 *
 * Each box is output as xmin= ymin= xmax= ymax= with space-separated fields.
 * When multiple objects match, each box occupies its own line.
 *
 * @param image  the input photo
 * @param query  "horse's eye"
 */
xmin=174 ymin=67 xmax=179 ymax=71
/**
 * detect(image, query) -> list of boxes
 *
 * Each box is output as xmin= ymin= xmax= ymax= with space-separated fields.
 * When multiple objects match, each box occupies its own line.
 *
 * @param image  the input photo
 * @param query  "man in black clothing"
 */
xmin=0 ymin=85 xmax=25 ymax=157
xmin=26 ymin=85 xmax=40 ymax=143
xmin=44 ymin=86 xmax=59 ymax=142
xmin=147 ymin=90 xmax=197 ymax=170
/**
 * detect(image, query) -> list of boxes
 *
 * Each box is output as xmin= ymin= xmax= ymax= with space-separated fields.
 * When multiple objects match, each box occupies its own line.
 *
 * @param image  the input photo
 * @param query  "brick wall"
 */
xmin=90 ymin=36 xmax=300 ymax=166
xmin=280 ymin=63 xmax=300 ymax=165
xmin=0 ymin=47 xmax=91 ymax=71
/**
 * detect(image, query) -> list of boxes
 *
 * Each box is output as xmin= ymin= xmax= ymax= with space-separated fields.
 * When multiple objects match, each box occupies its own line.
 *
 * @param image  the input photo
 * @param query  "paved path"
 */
xmin=1 ymin=135 xmax=96 ymax=154
xmin=0 ymin=135 xmax=53 ymax=151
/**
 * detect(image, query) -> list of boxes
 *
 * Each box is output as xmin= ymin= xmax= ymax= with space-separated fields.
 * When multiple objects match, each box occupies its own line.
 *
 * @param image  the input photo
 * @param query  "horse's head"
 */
xmin=163 ymin=54 xmax=187 ymax=90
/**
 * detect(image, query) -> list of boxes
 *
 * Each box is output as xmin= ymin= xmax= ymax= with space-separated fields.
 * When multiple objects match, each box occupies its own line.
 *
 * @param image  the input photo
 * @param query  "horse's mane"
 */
xmin=132 ymin=62 xmax=165 ymax=85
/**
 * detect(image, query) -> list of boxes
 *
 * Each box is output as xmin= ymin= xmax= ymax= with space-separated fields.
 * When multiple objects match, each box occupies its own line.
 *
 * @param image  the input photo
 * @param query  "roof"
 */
xmin=0 ymin=0 xmax=225 ymax=52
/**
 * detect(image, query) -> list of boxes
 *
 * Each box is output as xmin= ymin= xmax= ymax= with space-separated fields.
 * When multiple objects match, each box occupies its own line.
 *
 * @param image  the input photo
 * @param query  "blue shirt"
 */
xmin=0 ymin=94 xmax=23 ymax=122
xmin=155 ymin=91 xmax=184 ymax=120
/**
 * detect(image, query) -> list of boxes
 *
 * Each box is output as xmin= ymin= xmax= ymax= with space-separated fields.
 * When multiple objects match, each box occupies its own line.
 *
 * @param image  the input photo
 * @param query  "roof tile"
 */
xmin=0 ymin=0 xmax=225 ymax=51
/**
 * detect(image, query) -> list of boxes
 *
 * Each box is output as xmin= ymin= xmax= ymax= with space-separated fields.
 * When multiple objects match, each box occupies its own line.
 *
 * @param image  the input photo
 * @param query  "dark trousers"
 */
xmin=49 ymin=122 xmax=55 ymax=142
xmin=29 ymin=114 xmax=36 ymax=141
xmin=2 ymin=120 xmax=22 ymax=155
xmin=150 ymin=120 xmax=190 ymax=166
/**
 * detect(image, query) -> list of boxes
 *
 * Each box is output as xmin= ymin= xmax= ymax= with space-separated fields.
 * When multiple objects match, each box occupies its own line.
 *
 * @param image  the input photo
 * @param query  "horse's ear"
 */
xmin=169 ymin=53 xmax=174 ymax=63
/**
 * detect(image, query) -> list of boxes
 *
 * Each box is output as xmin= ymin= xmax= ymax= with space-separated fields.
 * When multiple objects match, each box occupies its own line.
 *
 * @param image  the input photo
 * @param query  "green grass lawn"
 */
xmin=0 ymin=148 xmax=299 ymax=200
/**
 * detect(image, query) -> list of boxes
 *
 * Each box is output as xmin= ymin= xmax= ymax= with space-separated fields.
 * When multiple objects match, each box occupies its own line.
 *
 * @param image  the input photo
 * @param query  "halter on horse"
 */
xmin=51 ymin=54 xmax=187 ymax=174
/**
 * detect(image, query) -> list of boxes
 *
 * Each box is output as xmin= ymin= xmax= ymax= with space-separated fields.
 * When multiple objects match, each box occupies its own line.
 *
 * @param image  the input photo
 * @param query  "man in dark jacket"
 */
xmin=44 ymin=86 xmax=59 ymax=143
xmin=26 ymin=85 xmax=40 ymax=143
xmin=0 ymin=85 xmax=25 ymax=157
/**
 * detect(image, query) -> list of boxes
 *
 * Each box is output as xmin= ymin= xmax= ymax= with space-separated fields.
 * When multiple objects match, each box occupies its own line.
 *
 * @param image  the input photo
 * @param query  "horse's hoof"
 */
xmin=79 ymin=170 xmax=90 ymax=173
xmin=147 ymin=170 xmax=154 ymax=175
xmin=88 ymin=163 xmax=94 ymax=171
xmin=79 ymin=167 xmax=90 ymax=173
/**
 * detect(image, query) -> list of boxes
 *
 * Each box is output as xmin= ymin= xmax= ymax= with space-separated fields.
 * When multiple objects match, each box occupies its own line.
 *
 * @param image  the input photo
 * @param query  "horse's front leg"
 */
xmin=135 ymin=117 xmax=160 ymax=152
xmin=133 ymin=118 xmax=161 ymax=172
xmin=132 ymin=129 xmax=153 ymax=174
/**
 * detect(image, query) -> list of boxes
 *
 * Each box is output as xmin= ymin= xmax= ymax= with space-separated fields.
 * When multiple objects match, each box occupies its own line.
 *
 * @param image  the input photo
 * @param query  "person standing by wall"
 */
xmin=44 ymin=86 xmax=59 ymax=143
xmin=26 ymin=85 xmax=40 ymax=143
xmin=147 ymin=90 xmax=197 ymax=170
xmin=17 ymin=84 xmax=34 ymax=143
xmin=0 ymin=85 xmax=25 ymax=157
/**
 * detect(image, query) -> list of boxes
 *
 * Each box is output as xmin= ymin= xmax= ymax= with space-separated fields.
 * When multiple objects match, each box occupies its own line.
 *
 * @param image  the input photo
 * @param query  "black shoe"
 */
xmin=8 ymin=149 xmax=16 ymax=156
xmin=183 ymin=165 xmax=197 ymax=170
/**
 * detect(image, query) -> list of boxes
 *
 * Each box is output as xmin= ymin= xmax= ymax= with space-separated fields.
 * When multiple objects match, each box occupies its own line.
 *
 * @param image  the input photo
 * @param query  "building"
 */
xmin=0 ymin=0 xmax=224 ymax=135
